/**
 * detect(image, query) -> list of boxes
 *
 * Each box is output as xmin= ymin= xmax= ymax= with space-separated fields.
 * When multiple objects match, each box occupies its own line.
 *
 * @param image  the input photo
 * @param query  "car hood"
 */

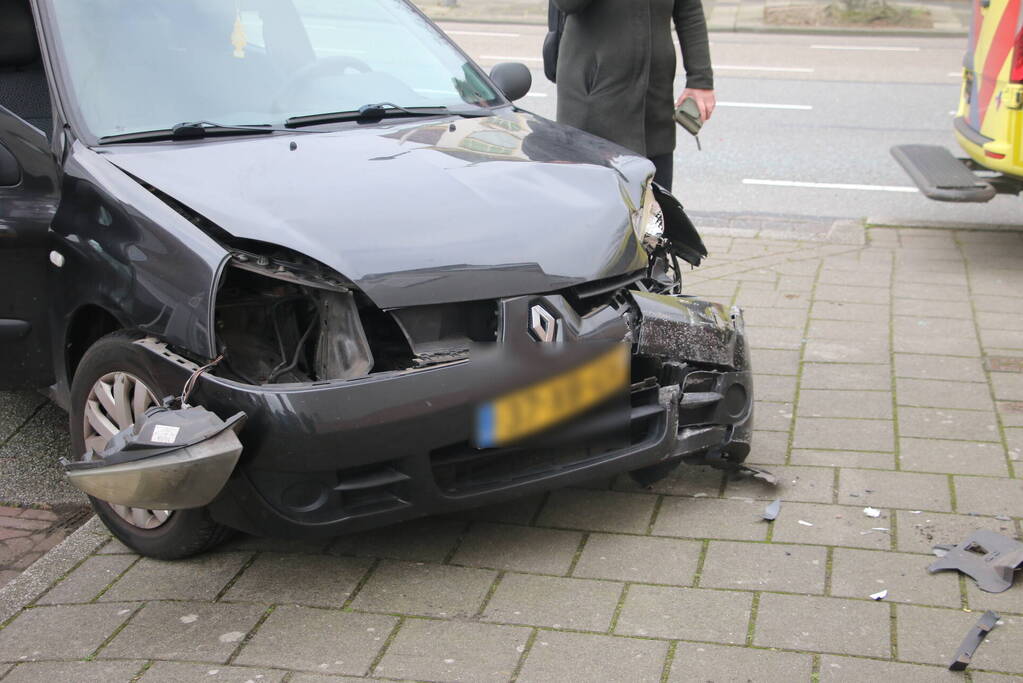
xmin=100 ymin=109 xmax=653 ymax=308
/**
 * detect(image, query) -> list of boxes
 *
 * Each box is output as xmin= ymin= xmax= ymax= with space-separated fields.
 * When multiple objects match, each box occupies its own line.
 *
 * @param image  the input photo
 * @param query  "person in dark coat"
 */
xmin=552 ymin=0 xmax=714 ymax=190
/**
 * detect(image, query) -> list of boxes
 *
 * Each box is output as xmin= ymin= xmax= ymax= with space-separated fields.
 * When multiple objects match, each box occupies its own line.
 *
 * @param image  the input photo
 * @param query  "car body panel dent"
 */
xmin=99 ymin=109 xmax=652 ymax=308
xmin=51 ymin=141 xmax=228 ymax=363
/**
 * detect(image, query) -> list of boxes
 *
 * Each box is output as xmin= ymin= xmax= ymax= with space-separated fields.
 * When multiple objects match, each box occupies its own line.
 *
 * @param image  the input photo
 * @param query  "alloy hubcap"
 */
xmin=82 ymin=371 xmax=172 ymax=530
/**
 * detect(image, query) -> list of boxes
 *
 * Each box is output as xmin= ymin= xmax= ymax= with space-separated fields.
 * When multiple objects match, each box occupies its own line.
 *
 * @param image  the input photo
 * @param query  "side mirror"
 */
xmin=0 ymin=144 xmax=20 ymax=187
xmin=489 ymin=62 xmax=532 ymax=102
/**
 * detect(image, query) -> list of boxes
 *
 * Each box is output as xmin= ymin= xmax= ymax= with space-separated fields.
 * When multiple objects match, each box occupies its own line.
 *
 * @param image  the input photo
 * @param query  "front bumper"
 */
xmin=137 ymin=292 xmax=753 ymax=538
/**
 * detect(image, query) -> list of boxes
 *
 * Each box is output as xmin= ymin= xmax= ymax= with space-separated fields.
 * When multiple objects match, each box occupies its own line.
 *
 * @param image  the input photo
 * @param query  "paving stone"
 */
xmin=998 ymin=401 xmax=1023 ymax=427
xmin=667 ymin=643 xmax=812 ymax=683
xmin=808 ymin=319 xmax=889 ymax=341
xmin=992 ymin=373 xmax=1023 ymax=401
xmin=830 ymin=548 xmax=960 ymax=607
xmin=899 ymin=407 xmax=1001 ymax=443
xmin=894 ymin=298 xmax=972 ymax=319
xmin=893 ymin=283 xmax=969 ymax=301
xmin=748 ymin=430 xmax=789 ymax=465
xmin=0 ymin=517 xmax=49 ymax=531
xmin=895 ymin=510 xmax=1017 ymax=554
xmin=450 ymin=522 xmax=582 ymax=575
xmin=615 ymin=463 xmax=724 ymax=497
xmin=652 ymin=497 xmax=767 ymax=541
xmin=894 ymin=316 xmax=977 ymax=339
xmin=981 ymin=328 xmax=1023 ymax=350
xmin=839 ymin=469 xmax=951 ymax=511
xmin=801 ymin=363 xmax=892 ymax=391
xmin=798 ymin=390 xmax=892 ymax=419
xmin=100 ymin=552 xmax=251 ymax=602
xmin=222 ymin=553 xmax=372 ymax=607
xmin=900 ymin=438 xmax=1009 ymax=476
xmin=235 ymin=605 xmax=396 ymax=676
xmin=816 ymin=284 xmax=889 ymax=305
xmin=753 ymin=375 xmax=798 ymax=403
xmin=374 ymin=618 xmax=529 ymax=683
xmin=1009 ymin=427 xmax=1023 ymax=463
xmin=803 ymin=338 xmax=890 ymax=364
xmin=536 ymin=489 xmax=657 ymax=534
xmin=724 ymin=465 xmax=835 ymax=504
xmin=0 ymin=603 xmax=135 ymax=661
xmin=139 ymin=662 xmax=286 ymax=683
xmin=897 ymin=607 xmax=1023 ymax=673
xmin=700 ymin=541 xmax=827 ymax=593
xmin=954 ymin=476 xmax=1023 ymax=517
xmin=330 ymin=517 xmax=465 ymax=563
xmin=750 ymin=348 xmax=800 ymax=375
xmin=572 ymin=533 xmax=701 ymax=585
xmin=518 ymin=630 xmax=668 ymax=683
xmin=96 ymin=538 xmax=136 ymax=555
xmin=222 ymin=535 xmax=331 ymax=555
xmin=793 ymin=418 xmax=895 ymax=452
xmin=101 ymin=601 xmax=265 ymax=663
xmin=17 ymin=508 xmax=57 ymax=522
xmin=36 ymin=554 xmax=136 ymax=605
xmin=350 ymin=560 xmax=496 ymax=618
xmin=894 ymin=354 xmax=987 ymax=382
xmin=754 ymin=401 xmax=793 ymax=431
xmin=789 ymin=449 xmax=895 ymax=470
xmin=745 ymin=326 xmax=804 ymax=351
xmin=288 ymin=676 xmax=366 ymax=683
xmin=771 ymin=502 xmax=891 ymax=550
xmin=894 ymin=333 xmax=981 ymax=357
xmin=818 ymin=655 xmax=960 ymax=682
xmin=743 ymin=307 xmax=807 ymax=328
xmin=0 ymin=392 xmax=47 ymax=444
xmin=966 ymin=579 xmax=1023 ymax=616
xmin=483 ymin=573 xmax=622 ymax=631
xmin=615 ymin=584 xmax=751 ymax=643
xmin=754 ymin=594 xmax=889 ymax=657
xmin=3 ymin=661 xmax=143 ymax=683
xmin=972 ymin=673 xmax=1023 ymax=683
xmin=896 ymin=378 xmax=994 ymax=411
xmin=811 ymin=301 xmax=889 ymax=322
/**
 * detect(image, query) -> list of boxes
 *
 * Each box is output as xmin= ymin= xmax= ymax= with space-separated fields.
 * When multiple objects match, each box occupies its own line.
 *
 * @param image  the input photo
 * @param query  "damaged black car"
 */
xmin=0 ymin=0 xmax=754 ymax=558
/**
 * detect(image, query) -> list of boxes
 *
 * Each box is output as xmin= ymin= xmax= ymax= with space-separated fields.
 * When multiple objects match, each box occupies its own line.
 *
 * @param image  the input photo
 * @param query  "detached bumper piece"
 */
xmin=949 ymin=610 xmax=1000 ymax=672
xmin=928 ymin=530 xmax=1023 ymax=593
xmin=65 ymin=405 xmax=246 ymax=510
xmin=891 ymin=144 xmax=997 ymax=202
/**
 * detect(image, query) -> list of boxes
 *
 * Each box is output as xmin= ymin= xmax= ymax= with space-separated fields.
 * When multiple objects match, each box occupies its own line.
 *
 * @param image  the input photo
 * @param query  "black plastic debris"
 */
xmin=949 ymin=610 xmax=999 ymax=671
xmin=927 ymin=530 xmax=1023 ymax=593
xmin=762 ymin=499 xmax=781 ymax=521
xmin=733 ymin=464 xmax=778 ymax=486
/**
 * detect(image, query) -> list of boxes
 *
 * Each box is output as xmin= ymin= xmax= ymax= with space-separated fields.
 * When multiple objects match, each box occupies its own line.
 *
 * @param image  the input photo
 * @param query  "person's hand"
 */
xmin=676 ymin=88 xmax=715 ymax=121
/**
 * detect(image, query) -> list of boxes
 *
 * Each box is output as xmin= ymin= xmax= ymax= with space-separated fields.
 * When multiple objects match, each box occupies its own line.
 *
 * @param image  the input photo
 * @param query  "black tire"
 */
xmin=69 ymin=331 xmax=233 ymax=559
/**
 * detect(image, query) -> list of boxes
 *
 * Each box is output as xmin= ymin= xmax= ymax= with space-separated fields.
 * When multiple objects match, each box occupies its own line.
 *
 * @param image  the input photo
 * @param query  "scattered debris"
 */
xmin=798 ymin=520 xmax=814 ymax=527
xmin=735 ymin=464 xmax=778 ymax=486
xmin=869 ymin=589 xmax=888 ymax=601
xmin=928 ymin=530 xmax=1023 ymax=593
xmin=995 ymin=515 xmax=1012 ymax=522
xmin=863 ymin=507 xmax=881 ymax=518
xmin=762 ymin=499 xmax=782 ymax=521
xmin=949 ymin=610 xmax=999 ymax=671
xmin=932 ymin=545 xmax=951 ymax=558
xmin=909 ymin=510 xmax=922 ymax=514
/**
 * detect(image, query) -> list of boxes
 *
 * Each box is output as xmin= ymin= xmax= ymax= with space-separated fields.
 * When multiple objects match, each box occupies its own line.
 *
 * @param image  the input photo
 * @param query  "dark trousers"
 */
xmin=649 ymin=153 xmax=673 ymax=191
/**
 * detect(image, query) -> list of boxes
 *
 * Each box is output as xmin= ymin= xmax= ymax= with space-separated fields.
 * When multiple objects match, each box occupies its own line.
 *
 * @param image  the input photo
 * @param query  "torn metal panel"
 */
xmin=949 ymin=610 xmax=999 ymax=671
xmin=927 ymin=530 xmax=1023 ymax=593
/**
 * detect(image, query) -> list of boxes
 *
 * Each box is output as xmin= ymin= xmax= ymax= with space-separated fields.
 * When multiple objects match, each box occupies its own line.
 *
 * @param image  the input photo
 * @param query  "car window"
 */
xmin=46 ymin=0 xmax=501 ymax=141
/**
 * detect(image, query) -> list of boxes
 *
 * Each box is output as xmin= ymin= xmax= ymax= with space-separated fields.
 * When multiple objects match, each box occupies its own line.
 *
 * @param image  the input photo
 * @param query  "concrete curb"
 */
xmin=866 ymin=216 xmax=1023 ymax=232
xmin=0 ymin=516 xmax=107 ymax=625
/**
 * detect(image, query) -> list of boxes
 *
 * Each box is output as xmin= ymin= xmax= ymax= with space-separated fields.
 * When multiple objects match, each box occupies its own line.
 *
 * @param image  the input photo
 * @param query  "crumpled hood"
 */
xmin=101 ymin=109 xmax=653 ymax=307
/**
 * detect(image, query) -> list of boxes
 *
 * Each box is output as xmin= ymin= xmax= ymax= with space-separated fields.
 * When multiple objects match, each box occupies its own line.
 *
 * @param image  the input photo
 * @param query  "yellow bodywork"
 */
xmin=956 ymin=0 xmax=1023 ymax=178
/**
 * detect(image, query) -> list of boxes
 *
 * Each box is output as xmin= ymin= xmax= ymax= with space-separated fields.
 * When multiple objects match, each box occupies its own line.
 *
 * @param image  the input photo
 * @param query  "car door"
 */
xmin=0 ymin=109 xmax=58 ymax=389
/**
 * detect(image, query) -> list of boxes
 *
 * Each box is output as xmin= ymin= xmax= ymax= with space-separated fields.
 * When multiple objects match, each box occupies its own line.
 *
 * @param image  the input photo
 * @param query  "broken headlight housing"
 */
xmin=212 ymin=243 xmax=412 ymax=385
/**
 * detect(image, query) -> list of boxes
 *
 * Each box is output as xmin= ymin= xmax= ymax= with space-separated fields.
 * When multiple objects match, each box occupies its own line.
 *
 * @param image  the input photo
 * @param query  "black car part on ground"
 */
xmin=949 ymin=610 xmax=999 ymax=671
xmin=929 ymin=530 xmax=1023 ymax=593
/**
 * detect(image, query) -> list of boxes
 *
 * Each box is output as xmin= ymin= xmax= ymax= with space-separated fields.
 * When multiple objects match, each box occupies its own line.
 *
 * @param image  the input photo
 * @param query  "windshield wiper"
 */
xmin=99 ymin=120 xmax=314 ymax=145
xmin=285 ymin=102 xmax=489 ymax=128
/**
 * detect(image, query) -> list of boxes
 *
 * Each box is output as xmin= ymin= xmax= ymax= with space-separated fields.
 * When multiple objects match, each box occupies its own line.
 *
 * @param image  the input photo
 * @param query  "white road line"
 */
xmin=524 ymin=92 xmax=549 ymax=98
xmin=811 ymin=44 xmax=921 ymax=51
xmin=743 ymin=179 xmax=918 ymax=193
xmin=714 ymin=65 xmax=815 ymax=73
xmin=447 ymin=30 xmax=520 ymax=37
xmin=948 ymin=71 xmax=963 ymax=77
xmin=718 ymin=101 xmax=812 ymax=110
xmin=479 ymin=55 xmax=543 ymax=62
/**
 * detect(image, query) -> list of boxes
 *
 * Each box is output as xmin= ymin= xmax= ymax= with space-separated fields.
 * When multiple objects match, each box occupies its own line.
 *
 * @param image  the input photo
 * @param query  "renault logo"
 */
xmin=529 ymin=305 xmax=558 ymax=343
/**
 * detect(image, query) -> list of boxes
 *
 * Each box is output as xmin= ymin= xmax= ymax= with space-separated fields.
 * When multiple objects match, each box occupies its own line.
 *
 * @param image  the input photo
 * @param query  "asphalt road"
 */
xmin=448 ymin=24 xmax=1023 ymax=228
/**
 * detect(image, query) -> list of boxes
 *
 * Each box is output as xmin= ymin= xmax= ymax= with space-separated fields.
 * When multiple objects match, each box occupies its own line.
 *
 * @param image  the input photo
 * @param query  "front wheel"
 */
xmin=69 ymin=332 xmax=233 ymax=559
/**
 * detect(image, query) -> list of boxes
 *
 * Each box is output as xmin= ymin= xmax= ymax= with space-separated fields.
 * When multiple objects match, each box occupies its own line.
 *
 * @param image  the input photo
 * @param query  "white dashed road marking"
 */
xmin=714 ymin=65 xmax=815 ymax=73
xmin=743 ymin=179 xmax=918 ymax=193
xmin=447 ymin=30 xmax=521 ymax=37
xmin=811 ymin=44 xmax=921 ymax=51
xmin=718 ymin=101 xmax=813 ymax=110
xmin=479 ymin=55 xmax=543 ymax=62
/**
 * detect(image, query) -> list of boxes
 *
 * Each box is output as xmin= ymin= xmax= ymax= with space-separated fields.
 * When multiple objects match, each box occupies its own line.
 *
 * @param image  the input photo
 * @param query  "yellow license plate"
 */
xmin=474 ymin=345 xmax=629 ymax=448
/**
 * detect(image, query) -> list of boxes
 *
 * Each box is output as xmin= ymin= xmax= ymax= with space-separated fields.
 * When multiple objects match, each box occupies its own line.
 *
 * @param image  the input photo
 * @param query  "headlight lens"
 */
xmin=636 ymin=185 xmax=663 ymax=246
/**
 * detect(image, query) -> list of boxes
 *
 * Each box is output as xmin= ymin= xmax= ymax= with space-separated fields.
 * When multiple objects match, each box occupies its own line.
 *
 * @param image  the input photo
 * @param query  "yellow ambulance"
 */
xmin=893 ymin=0 xmax=1023 ymax=202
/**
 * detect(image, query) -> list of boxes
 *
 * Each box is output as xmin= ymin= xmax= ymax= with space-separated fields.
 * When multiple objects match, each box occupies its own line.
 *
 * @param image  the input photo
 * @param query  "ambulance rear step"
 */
xmin=891 ymin=144 xmax=997 ymax=203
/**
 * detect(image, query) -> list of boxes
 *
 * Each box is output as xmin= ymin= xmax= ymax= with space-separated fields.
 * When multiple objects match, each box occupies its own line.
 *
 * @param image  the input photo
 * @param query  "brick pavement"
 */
xmin=0 ymin=226 xmax=1021 ymax=681
xmin=0 ymin=505 xmax=86 ymax=588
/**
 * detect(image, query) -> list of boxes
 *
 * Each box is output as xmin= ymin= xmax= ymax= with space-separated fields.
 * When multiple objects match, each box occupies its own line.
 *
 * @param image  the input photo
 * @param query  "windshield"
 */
xmin=47 ymin=0 xmax=502 ymax=140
